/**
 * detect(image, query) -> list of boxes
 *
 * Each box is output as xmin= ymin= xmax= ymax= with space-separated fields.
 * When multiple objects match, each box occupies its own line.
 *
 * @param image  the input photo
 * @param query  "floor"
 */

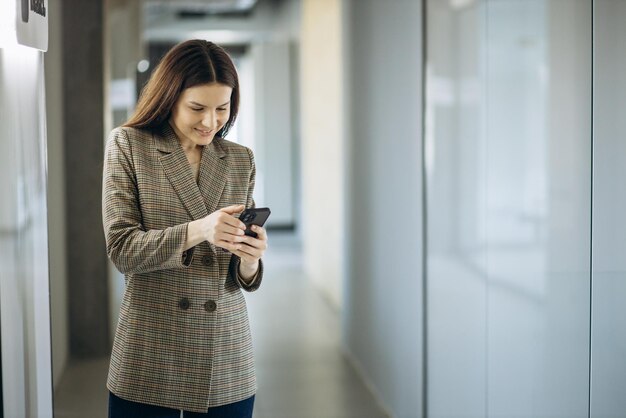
xmin=53 ymin=232 xmax=389 ymax=418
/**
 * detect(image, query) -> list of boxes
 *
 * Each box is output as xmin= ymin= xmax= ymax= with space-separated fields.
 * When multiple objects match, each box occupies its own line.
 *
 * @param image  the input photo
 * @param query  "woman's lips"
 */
xmin=195 ymin=128 xmax=214 ymax=137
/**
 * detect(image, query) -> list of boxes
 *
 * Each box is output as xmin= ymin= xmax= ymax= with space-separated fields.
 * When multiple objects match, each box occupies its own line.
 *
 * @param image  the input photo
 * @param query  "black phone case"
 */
xmin=240 ymin=208 xmax=271 ymax=238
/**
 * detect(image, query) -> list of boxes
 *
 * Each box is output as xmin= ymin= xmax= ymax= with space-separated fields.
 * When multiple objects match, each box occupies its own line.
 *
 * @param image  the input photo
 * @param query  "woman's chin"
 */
xmin=192 ymin=134 xmax=215 ymax=145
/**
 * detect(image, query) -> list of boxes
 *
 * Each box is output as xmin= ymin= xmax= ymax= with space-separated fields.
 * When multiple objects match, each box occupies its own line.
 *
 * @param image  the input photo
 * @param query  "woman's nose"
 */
xmin=202 ymin=112 xmax=217 ymax=128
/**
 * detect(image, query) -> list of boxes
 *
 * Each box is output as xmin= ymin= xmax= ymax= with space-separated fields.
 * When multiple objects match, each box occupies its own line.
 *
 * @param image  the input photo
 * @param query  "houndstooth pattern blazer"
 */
xmin=102 ymin=123 xmax=263 ymax=412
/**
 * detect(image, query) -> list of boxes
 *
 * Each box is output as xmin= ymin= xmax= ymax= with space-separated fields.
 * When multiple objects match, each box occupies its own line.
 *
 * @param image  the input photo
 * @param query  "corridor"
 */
xmin=6 ymin=0 xmax=626 ymax=416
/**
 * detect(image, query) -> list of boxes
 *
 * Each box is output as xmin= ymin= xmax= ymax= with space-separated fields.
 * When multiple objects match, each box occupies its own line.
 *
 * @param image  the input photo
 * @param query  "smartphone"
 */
xmin=239 ymin=207 xmax=271 ymax=238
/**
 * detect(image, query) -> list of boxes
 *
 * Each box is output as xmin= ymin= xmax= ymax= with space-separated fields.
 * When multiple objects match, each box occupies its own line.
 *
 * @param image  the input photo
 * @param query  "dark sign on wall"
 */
xmin=16 ymin=0 xmax=48 ymax=51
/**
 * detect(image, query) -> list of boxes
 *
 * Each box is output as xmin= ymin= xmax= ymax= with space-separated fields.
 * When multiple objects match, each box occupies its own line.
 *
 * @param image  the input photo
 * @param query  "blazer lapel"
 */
xmin=156 ymin=124 xmax=208 ymax=221
xmin=198 ymin=138 xmax=229 ymax=215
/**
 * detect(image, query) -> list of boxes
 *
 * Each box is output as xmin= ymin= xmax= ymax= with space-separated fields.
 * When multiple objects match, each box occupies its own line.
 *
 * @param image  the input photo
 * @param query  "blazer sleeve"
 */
xmin=229 ymin=146 xmax=264 ymax=292
xmin=102 ymin=128 xmax=193 ymax=275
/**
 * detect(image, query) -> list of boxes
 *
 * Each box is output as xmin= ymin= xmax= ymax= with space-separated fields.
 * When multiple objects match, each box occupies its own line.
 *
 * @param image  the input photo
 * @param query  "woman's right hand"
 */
xmin=199 ymin=204 xmax=247 ymax=251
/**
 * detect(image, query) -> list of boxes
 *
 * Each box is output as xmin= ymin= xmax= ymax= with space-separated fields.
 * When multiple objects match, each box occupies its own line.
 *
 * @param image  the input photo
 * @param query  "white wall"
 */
xmin=300 ymin=0 xmax=344 ymax=308
xmin=342 ymin=0 xmax=424 ymax=416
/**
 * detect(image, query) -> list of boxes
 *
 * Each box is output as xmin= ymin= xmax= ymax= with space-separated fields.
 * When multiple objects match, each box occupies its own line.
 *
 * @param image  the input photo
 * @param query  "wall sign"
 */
xmin=0 ymin=0 xmax=48 ymax=51
xmin=16 ymin=0 xmax=48 ymax=51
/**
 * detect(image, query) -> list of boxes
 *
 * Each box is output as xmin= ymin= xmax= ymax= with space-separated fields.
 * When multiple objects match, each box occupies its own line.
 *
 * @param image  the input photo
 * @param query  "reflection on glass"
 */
xmin=425 ymin=1 xmax=487 ymax=416
xmin=0 ymin=45 xmax=53 ymax=417
xmin=425 ymin=1 xmax=590 ymax=416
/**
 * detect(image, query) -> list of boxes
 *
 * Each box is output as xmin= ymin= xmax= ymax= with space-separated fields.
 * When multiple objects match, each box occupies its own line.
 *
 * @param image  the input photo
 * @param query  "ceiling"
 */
xmin=144 ymin=0 xmax=259 ymax=17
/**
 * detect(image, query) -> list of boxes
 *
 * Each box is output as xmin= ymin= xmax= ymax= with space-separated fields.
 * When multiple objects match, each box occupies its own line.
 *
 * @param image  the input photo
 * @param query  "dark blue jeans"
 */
xmin=108 ymin=392 xmax=255 ymax=418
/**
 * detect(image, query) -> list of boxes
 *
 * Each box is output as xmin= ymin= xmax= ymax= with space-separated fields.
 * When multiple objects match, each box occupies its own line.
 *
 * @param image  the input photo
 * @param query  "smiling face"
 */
xmin=168 ymin=82 xmax=233 ymax=149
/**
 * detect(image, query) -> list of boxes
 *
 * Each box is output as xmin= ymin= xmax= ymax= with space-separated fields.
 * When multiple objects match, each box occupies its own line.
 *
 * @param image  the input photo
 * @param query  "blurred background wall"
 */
xmin=342 ymin=0 xmax=424 ymax=415
xmin=0 ymin=0 xmax=53 ymax=416
xmin=300 ymin=0 xmax=345 ymax=310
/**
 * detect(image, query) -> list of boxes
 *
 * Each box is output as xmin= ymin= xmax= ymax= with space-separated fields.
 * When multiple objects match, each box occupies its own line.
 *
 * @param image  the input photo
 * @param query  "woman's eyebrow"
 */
xmin=188 ymin=100 xmax=231 ymax=107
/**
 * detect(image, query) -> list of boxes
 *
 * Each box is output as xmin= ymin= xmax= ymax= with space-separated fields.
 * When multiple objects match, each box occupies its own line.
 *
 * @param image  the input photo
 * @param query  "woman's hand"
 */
xmin=199 ymin=204 xmax=247 ymax=251
xmin=191 ymin=204 xmax=267 ymax=279
xmin=232 ymin=224 xmax=268 ymax=277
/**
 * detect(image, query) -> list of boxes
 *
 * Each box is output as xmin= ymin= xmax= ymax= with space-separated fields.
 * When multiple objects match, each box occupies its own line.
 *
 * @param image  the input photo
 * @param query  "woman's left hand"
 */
xmin=232 ymin=225 xmax=268 ymax=277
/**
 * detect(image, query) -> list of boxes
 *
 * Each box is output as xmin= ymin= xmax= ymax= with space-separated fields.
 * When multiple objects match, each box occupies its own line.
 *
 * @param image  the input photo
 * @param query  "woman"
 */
xmin=102 ymin=39 xmax=267 ymax=417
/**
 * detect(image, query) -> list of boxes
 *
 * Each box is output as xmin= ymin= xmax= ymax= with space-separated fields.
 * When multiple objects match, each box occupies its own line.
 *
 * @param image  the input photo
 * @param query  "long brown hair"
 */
xmin=124 ymin=40 xmax=240 ymax=138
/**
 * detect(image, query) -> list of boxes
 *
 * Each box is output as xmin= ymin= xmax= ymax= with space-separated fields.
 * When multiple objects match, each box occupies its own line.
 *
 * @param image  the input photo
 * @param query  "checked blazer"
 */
xmin=102 ymin=123 xmax=263 ymax=412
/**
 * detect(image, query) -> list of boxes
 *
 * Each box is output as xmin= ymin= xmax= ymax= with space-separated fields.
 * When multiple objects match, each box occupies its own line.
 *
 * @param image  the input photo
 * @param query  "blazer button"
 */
xmin=202 ymin=255 xmax=213 ymax=266
xmin=204 ymin=300 xmax=217 ymax=312
xmin=178 ymin=297 xmax=190 ymax=310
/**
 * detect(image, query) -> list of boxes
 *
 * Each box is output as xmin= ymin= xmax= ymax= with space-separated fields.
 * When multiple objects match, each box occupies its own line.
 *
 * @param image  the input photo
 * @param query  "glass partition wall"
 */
xmin=425 ymin=0 xmax=626 ymax=416
xmin=0 ymin=45 xmax=53 ymax=417
xmin=590 ymin=0 xmax=626 ymax=415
